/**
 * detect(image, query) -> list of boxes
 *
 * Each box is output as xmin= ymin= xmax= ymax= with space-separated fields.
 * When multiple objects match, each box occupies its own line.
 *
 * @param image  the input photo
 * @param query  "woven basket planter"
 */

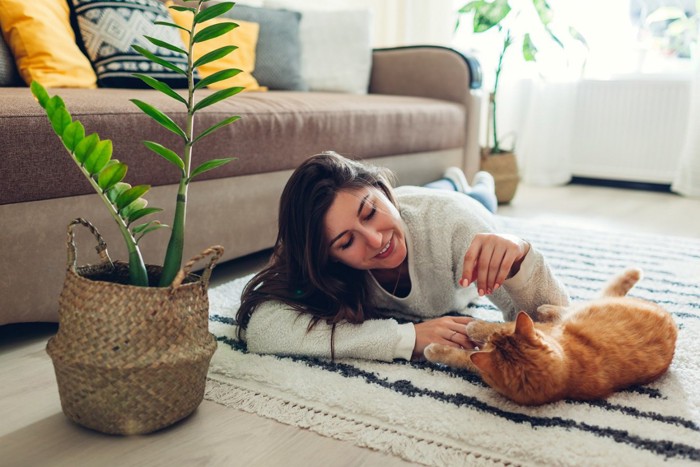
xmin=46 ymin=219 xmax=221 ymax=435
xmin=480 ymin=149 xmax=520 ymax=204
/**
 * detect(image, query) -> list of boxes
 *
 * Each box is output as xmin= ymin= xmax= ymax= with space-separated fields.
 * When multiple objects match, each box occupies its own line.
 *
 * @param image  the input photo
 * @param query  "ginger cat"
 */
xmin=424 ymin=269 xmax=677 ymax=406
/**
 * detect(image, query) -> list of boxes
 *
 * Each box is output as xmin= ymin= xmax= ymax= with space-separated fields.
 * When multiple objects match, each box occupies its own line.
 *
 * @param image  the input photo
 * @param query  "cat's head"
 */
xmin=471 ymin=312 xmax=565 ymax=405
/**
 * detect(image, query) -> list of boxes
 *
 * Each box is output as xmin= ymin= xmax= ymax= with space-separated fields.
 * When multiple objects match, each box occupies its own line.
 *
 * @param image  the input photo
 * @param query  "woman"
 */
xmin=236 ymin=152 xmax=570 ymax=361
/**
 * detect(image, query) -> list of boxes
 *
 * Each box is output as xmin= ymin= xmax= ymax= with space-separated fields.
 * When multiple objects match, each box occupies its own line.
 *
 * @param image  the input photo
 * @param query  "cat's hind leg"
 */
xmin=424 ymin=344 xmax=479 ymax=371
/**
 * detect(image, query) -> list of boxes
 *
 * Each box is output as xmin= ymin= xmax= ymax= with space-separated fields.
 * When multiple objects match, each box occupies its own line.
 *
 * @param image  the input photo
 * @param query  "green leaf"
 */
xmin=193 ymin=116 xmax=240 ymax=144
xmin=131 ymin=99 xmax=186 ymax=140
xmin=132 ymin=73 xmax=188 ymax=105
xmin=194 ymin=68 xmax=241 ymax=90
xmin=143 ymin=140 xmax=185 ymax=172
xmin=194 ymin=2 xmax=234 ymax=24
xmin=143 ymin=35 xmax=187 ymax=55
xmin=193 ymin=45 xmax=237 ymax=68
xmin=127 ymin=207 xmax=163 ymax=224
xmin=192 ymin=86 xmax=243 ymax=112
xmin=169 ymin=5 xmax=196 ymax=13
xmin=154 ymin=20 xmax=190 ymax=33
xmin=45 ymin=95 xmax=66 ymax=117
xmin=84 ymin=139 xmax=113 ymax=175
xmin=132 ymin=220 xmax=165 ymax=235
xmin=522 ymin=33 xmax=538 ymax=62
xmin=116 ymin=185 xmax=150 ymax=211
xmin=98 ymin=162 xmax=128 ymax=191
xmin=569 ymin=26 xmax=588 ymax=48
xmin=545 ymin=27 xmax=565 ymax=50
xmin=49 ymin=107 xmax=72 ymax=136
xmin=121 ymin=197 xmax=148 ymax=219
xmin=133 ymin=221 xmax=169 ymax=243
xmin=30 ymin=81 xmax=50 ymax=108
xmin=106 ymin=182 xmax=131 ymax=204
xmin=193 ymin=22 xmax=237 ymax=43
xmin=189 ymin=157 xmax=236 ymax=181
xmin=102 ymin=159 xmax=120 ymax=170
xmin=471 ymin=0 xmax=510 ymax=33
xmin=74 ymin=133 xmax=100 ymax=164
xmin=132 ymin=45 xmax=186 ymax=75
xmin=61 ymin=121 xmax=85 ymax=152
xmin=532 ymin=0 xmax=554 ymax=26
xmin=459 ymin=0 xmax=484 ymax=14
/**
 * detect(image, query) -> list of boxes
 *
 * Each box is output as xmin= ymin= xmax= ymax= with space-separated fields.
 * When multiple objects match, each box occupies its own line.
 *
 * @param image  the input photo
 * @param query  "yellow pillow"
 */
xmin=169 ymin=7 xmax=264 ymax=92
xmin=0 ymin=0 xmax=96 ymax=88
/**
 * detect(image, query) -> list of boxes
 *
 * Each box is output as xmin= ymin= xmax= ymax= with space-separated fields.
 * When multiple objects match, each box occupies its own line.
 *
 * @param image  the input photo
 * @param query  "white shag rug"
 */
xmin=205 ymin=216 xmax=700 ymax=466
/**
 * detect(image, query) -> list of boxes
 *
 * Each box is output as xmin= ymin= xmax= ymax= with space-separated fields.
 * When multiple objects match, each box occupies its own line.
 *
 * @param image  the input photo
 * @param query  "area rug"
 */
xmin=205 ymin=216 xmax=700 ymax=466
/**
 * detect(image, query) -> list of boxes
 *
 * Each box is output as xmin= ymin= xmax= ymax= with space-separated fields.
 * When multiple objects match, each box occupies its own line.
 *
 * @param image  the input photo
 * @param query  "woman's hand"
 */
xmin=412 ymin=316 xmax=474 ymax=360
xmin=460 ymin=233 xmax=530 ymax=296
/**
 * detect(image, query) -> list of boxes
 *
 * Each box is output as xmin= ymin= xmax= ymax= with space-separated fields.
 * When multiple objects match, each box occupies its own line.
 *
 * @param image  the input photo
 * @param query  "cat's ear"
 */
xmin=514 ymin=311 xmax=536 ymax=340
xmin=470 ymin=351 xmax=492 ymax=372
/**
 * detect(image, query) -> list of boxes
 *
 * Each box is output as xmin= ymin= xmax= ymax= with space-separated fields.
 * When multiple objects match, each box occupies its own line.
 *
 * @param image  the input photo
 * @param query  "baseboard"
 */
xmin=570 ymin=176 xmax=673 ymax=193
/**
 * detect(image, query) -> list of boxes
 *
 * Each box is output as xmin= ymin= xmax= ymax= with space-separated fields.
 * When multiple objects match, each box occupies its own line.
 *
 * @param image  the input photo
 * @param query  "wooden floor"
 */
xmin=2 ymin=182 xmax=698 ymax=467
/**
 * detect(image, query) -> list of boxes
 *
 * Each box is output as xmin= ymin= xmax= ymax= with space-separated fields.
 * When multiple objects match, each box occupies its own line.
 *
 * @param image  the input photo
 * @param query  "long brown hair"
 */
xmin=236 ymin=152 xmax=397 ymax=356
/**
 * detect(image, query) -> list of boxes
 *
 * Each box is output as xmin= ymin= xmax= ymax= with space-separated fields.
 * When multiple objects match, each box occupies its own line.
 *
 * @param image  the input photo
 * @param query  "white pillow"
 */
xmin=264 ymin=1 xmax=372 ymax=94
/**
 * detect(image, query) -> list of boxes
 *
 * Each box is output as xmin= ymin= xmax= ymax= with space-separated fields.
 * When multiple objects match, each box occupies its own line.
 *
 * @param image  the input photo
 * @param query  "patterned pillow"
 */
xmin=69 ymin=0 xmax=191 ymax=88
xmin=0 ymin=33 xmax=22 ymax=87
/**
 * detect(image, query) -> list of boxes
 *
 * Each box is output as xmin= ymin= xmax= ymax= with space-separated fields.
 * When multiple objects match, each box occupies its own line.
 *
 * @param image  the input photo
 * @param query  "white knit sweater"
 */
xmin=244 ymin=186 xmax=570 ymax=361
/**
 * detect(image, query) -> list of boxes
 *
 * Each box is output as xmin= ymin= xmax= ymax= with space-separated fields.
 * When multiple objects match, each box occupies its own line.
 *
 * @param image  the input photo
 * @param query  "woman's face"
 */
xmin=324 ymin=186 xmax=407 ymax=271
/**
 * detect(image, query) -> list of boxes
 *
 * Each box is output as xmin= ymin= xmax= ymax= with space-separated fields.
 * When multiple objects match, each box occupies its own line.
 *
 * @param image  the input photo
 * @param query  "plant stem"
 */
xmin=158 ymin=1 xmax=200 ymax=287
xmin=78 ymin=163 xmax=149 ymax=286
xmin=492 ymin=29 xmax=511 ymax=154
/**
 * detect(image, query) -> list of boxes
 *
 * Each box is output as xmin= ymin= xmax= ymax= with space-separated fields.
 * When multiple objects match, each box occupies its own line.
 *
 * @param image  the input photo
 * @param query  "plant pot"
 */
xmin=480 ymin=149 xmax=520 ymax=204
xmin=46 ymin=219 xmax=221 ymax=435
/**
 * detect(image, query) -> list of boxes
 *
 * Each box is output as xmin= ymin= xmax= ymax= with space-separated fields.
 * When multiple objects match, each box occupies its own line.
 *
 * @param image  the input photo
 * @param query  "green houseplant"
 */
xmin=36 ymin=0 xmax=244 ymax=435
xmin=457 ymin=0 xmax=587 ymax=202
xmin=31 ymin=0 xmax=241 ymax=288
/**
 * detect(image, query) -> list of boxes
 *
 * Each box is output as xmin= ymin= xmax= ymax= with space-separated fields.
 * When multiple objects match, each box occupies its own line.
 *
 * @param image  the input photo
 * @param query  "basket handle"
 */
xmin=170 ymin=245 xmax=225 ymax=289
xmin=66 ymin=218 xmax=114 ymax=272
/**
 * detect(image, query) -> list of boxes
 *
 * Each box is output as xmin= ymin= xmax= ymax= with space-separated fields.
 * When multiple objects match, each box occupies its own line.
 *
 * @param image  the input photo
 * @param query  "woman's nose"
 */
xmin=362 ymin=227 xmax=383 ymax=249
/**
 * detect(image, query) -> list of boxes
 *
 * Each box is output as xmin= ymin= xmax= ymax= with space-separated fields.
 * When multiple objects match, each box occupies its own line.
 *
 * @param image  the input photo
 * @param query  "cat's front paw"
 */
xmin=424 ymin=343 xmax=452 ymax=363
xmin=466 ymin=320 xmax=494 ymax=347
xmin=535 ymin=304 xmax=564 ymax=322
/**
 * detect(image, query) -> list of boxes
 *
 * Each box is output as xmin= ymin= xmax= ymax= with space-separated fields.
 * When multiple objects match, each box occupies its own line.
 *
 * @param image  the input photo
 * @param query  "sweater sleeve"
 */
xmin=245 ymin=300 xmax=417 ymax=361
xmin=487 ymin=245 xmax=570 ymax=321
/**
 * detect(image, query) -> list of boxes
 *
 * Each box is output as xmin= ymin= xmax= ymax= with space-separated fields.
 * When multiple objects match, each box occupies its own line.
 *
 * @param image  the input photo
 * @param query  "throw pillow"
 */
xmin=168 ymin=8 xmax=264 ymax=91
xmin=0 ymin=0 xmax=97 ymax=88
xmin=264 ymin=1 xmax=372 ymax=94
xmin=68 ymin=0 xmax=191 ymax=88
xmin=219 ymin=5 xmax=307 ymax=91
xmin=0 ymin=33 xmax=22 ymax=86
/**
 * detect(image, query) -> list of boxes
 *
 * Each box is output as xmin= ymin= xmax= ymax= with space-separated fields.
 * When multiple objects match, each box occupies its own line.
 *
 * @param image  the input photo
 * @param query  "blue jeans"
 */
xmin=423 ymin=179 xmax=498 ymax=213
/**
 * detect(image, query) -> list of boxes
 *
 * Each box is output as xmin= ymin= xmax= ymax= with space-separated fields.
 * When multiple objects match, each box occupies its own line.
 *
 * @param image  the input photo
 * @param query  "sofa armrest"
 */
xmin=369 ymin=46 xmax=484 ymax=178
xmin=369 ymin=46 xmax=481 ymax=104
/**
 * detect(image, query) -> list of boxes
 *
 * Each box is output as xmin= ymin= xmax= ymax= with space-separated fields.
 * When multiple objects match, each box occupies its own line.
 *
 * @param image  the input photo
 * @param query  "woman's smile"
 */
xmin=374 ymin=235 xmax=394 ymax=260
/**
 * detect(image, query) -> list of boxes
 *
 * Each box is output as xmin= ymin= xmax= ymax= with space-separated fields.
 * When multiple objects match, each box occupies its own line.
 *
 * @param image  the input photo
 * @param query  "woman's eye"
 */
xmin=339 ymin=235 xmax=354 ymax=250
xmin=365 ymin=204 xmax=376 ymax=221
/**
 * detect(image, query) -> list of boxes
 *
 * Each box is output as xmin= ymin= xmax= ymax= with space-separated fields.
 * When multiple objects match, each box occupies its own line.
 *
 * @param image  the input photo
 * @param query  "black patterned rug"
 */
xmin=205 ymin=216 xmax=700 ymax=466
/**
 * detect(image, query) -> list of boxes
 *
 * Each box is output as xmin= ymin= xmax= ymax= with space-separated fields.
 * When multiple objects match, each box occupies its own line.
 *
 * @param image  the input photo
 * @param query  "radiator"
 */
xmin=570 ymin=78 xmax=692 ymax=184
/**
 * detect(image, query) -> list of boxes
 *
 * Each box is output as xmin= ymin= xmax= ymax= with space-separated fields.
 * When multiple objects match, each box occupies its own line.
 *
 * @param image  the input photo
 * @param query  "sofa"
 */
xmin=0 ymin=5 xmax=482 ymax=326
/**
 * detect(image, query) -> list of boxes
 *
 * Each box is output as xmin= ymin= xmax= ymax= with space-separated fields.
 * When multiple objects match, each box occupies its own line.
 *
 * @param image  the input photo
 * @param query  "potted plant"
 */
xmin=34 ymin=0 xmax=243 ymax=435
xmin=457 ymin=0 xmax=587 ymax=203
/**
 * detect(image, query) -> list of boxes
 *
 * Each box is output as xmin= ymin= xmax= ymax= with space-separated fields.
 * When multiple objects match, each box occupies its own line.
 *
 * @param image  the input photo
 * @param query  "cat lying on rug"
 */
xmin=424 ymin=268 xmax=677 ymax=406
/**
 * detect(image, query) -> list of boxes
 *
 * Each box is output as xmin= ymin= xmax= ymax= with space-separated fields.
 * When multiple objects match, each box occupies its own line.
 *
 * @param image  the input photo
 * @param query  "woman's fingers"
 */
xmin=462 ymin=234 xmax=530 ymax=295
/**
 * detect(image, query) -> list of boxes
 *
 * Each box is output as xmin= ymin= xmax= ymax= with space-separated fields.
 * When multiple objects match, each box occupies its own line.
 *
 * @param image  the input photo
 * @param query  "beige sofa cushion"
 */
xmin=0 ymin=88 xmax=466 ymax=205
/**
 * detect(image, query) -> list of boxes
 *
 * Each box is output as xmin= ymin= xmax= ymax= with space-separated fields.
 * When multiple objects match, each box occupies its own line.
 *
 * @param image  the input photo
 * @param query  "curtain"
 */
xmin=672 ymin=63 xmax=700 ymax=198
xmin=517 ymin=80 xmax=578 ymax=186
